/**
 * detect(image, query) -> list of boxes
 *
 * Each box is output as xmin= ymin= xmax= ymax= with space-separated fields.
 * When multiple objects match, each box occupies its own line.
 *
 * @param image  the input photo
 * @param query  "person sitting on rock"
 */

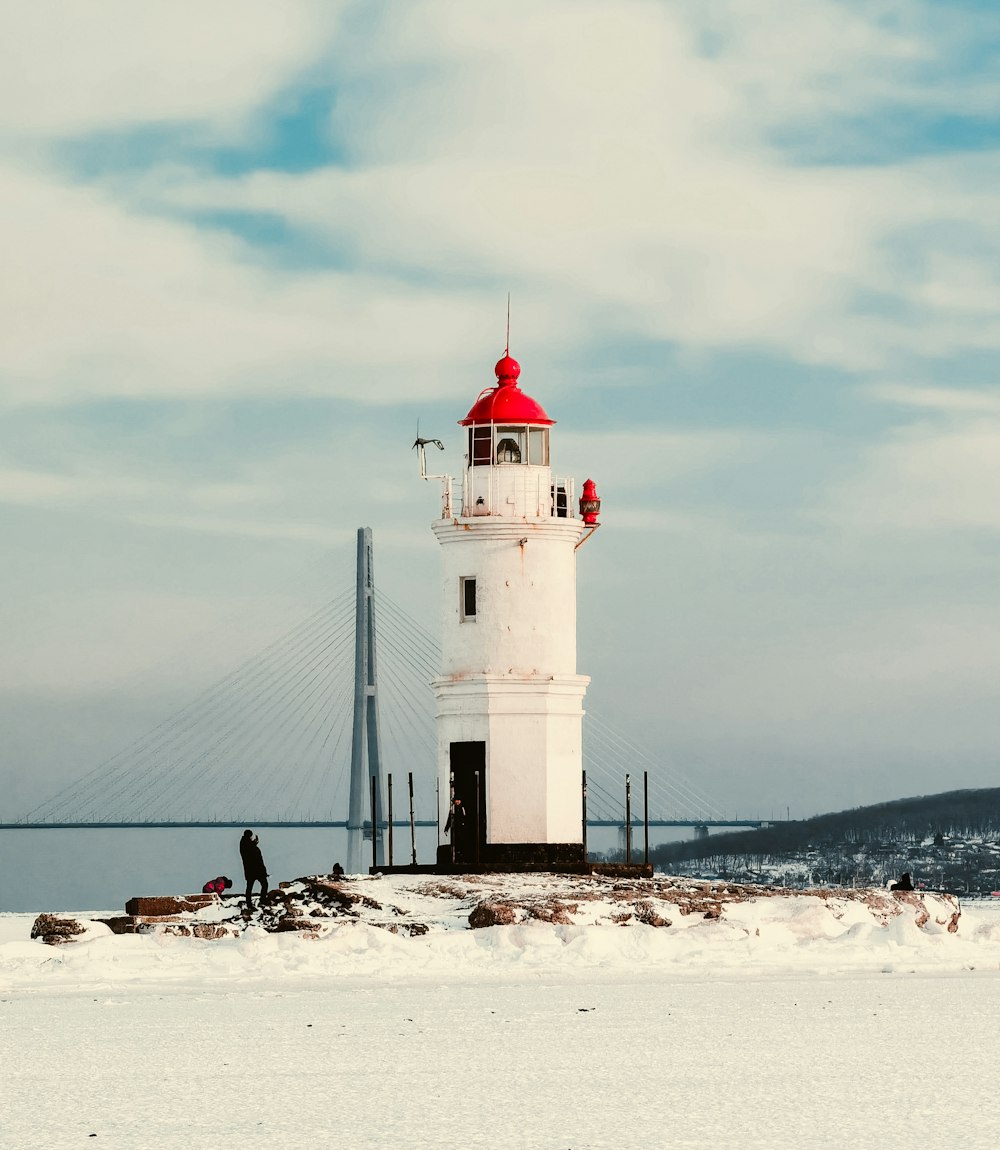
xmin=891 ymin=872 xmax=914 ymax=891
xmin=202 ymin=876 xmax=233 ymax=895
xmin=331 ymin=862 xmax=345 ymax=880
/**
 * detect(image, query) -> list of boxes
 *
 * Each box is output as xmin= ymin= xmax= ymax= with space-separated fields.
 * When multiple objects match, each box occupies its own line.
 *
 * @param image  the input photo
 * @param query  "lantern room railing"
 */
xmin=438 ymin=472 xmax=577 ymax=520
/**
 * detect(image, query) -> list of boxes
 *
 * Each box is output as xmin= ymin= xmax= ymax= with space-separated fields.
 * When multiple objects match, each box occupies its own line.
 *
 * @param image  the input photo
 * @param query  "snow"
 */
xmin=3 ymin=877 xmax=1000 ymax=1149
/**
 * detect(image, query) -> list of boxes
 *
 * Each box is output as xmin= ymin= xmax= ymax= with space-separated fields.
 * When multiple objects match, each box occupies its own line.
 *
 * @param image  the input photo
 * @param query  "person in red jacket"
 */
xmin=202 ymin=876 xmax=233 ymax=895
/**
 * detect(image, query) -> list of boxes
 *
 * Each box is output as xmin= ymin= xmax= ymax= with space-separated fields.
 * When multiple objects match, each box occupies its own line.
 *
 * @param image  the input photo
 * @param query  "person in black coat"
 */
xmin=240 ymin=829 xmax=269 ymax=909
xmin=444 ymin=798 xmax=467 ymax=863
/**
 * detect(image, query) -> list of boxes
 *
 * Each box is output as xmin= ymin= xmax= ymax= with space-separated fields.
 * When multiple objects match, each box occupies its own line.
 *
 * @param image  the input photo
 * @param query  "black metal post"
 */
xmin=625 ymin=773 xmax=632 ymax=865
xmin=387 ymin=773 xmax=394 ymax=866
xmin=643 ymin=770 xmax=649 ymax=865
xmin=474 ymin=770 xmax=481 ymax=868
xmin=582 ymin=770 xmax=588 ymax=861
xmin=449 ymin=773 xmax=455 ymax=865
xmin=370 ymin=775 xmax=377 ymax=871
xmin=408 ymin=771 xmax=417 ymax=866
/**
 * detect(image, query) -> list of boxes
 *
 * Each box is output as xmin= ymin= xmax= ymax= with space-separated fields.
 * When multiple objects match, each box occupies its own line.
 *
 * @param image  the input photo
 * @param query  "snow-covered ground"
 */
xmin=3 ymin=877 xmax=1000 ymax=1150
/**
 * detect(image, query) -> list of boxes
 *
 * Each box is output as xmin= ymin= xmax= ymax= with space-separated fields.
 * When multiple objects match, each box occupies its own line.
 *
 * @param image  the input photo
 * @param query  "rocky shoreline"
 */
xmin=29 ymin=871 xmax=962 ymax=944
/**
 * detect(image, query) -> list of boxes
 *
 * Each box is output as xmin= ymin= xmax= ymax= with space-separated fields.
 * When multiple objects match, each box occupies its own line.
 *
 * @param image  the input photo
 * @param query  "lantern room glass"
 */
xmin=470 ymin=426 xmax=492 ymax=466
xmin=528 ymin=428 xmax=549 ymax=466
xmin=468 ymin=424 xmax=550 ymax=466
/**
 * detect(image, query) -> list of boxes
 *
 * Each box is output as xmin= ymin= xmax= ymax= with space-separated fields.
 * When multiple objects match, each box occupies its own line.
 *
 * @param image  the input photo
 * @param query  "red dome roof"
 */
xmin=459 ymin=354 xmax=554 ymax=426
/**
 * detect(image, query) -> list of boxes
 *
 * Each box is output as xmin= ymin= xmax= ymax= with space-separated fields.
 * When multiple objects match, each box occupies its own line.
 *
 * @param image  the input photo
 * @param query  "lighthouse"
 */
xmin=417 ymin=350 xmax=600 ymax=870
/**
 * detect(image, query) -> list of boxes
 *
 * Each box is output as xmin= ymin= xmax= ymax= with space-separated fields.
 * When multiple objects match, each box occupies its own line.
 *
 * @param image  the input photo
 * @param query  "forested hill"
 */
xmin=652 ymin=788 xmax=1000 ymax=869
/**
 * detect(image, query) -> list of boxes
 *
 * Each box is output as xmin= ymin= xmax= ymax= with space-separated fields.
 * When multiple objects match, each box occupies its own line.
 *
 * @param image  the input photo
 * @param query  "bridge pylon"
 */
xmin=346 ymin=527 xmax=385 ymax=872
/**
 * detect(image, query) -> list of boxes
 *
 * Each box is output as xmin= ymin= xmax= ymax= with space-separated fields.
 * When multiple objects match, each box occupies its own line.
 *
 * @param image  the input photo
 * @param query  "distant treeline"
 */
xmin=650 ymin=787 xmax=1000 ymax=868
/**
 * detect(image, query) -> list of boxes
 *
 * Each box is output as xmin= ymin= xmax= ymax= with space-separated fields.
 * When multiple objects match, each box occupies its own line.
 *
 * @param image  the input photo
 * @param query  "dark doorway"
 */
xmin=449 ymin=741 xmax=487 ymax=865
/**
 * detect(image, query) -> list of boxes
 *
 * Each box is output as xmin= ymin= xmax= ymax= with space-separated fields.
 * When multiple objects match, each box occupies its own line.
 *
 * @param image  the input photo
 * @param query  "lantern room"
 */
xmin=459 ymin=354 xmax=562 ymax=519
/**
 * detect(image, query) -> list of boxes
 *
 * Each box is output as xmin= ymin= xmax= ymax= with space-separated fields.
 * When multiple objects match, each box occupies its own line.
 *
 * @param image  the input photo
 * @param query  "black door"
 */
xmin=449 ymin=741 xmax=487 ymax=865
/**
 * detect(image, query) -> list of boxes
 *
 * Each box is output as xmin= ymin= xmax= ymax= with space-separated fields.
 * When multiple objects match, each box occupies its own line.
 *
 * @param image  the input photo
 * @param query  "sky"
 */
xmin=3 ymin=0 xmax=1000 ymax=827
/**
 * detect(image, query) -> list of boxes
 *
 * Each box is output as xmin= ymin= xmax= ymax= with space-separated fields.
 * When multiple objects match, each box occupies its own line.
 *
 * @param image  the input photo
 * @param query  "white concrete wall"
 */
xmin=433 ymin=675 xmax=589 ymax=847
xmin=432 ymin=518 xmax=584 ymax=677
xmin=463 ymin=464 xmax=556 ymax=518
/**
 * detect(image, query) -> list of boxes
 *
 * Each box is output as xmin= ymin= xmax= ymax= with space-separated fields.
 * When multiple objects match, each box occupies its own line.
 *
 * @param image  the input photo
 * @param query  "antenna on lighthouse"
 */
xmin=505 ymin=292 xmax=510 ymax=355
xmin=412 ymin=419 xmax=445 ymax=480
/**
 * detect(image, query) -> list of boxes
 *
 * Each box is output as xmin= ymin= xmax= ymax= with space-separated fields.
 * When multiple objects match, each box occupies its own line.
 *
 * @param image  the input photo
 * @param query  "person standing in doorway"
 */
xmin=444 ymin=797 xmax=466 ymax=864
xmin=240 ymin=829 xmax=269 ymax=910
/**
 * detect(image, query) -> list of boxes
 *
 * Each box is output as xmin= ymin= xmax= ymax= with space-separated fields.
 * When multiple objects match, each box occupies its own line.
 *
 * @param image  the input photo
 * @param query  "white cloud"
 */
xmin=826 ymin=419 xmax=1000 ymax=531
xmin=0 ymin=163 xmax=504 ymax=407
xmin=868 ymin=384 xmax=1000 ymax=416
xmin=0 ymin=2 xmax=342 ymax=140
xmin=113 ymin=4 xmax=1000 ymax=379
xmin=1 ymin=1 xmax=998 ymax=410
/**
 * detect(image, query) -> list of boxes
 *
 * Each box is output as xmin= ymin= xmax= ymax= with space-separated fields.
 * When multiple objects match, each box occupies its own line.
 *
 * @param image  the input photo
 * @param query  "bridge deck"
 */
xmin=0 ymin=819 xmax=766 ymax=831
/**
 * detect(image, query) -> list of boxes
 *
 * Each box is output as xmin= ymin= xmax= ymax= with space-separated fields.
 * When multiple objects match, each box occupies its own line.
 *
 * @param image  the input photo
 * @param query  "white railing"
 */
xmin=440 ymin=470 xmax=576 ymax=520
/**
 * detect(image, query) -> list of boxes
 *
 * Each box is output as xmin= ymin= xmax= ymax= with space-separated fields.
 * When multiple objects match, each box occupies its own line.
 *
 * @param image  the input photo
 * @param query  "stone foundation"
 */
xmin=434 ymin=841 xmax=587 ymax=871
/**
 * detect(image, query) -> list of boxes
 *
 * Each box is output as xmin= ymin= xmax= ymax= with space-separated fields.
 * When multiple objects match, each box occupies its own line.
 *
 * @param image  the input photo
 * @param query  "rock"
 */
xmin=191 ymin=923 xmax=237 ymax=940
xmin=528 ymin=900 xmax=573 ymax=924
xmin=634 ymin=900 xmax=671 ymax=928
xmin=95 ymin=916 xmax=141 ymax=936
xmin=124 ymin=895 xmax=215 ymax=917
xmin=30 ymin=914 xmax=86 ymax=945
xmin=273 ymin=918 xmax=320 ymax=932
xmin=468 ymin=901 xmax=517 ymax=928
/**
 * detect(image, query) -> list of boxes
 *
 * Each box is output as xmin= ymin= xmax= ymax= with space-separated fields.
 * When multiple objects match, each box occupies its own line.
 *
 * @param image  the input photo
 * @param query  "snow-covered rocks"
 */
xmin=29 ymin=913 xmax=87 ymax=945
xmin=28 ymin=871 xmax=961 ymax=947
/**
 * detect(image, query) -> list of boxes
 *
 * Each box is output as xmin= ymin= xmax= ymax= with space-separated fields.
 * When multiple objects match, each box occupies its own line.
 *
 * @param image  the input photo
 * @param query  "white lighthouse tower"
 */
xmin=418 ymin=350 xmax=600 ymax=870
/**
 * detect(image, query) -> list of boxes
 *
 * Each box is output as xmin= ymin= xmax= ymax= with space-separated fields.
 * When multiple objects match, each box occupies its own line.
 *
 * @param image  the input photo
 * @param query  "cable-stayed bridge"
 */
xmin=3 ymin=531 xmax=762 ymax=850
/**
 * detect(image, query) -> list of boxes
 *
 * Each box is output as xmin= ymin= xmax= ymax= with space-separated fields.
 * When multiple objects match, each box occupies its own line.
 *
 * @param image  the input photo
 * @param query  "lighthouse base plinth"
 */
xmin=434 ymin=841 xmax=586 ymax=872
xmin=371 ymin=854 xmax=654 ymax=879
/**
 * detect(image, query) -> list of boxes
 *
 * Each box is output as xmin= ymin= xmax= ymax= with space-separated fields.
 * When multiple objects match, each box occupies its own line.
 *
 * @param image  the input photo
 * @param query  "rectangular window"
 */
xmin=528 ymin=428 xmax=549 ymax=465
xmin=470 ymin=427 xmax=492 ymax=466
xmin=551 ymin=484 xmax=568 ymax=517
xmin=460 ymin=576 xmax=477 ymax=620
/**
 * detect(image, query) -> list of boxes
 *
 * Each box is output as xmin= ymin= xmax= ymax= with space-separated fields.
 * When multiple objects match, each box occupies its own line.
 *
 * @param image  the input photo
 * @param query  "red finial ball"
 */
xmin=495 ymin=354 xmax=521 ymax=384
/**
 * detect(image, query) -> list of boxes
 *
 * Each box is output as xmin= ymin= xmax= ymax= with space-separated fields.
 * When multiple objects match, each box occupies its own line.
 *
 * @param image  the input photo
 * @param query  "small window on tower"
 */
xmin=460 ymin=577 xmax=477 ymax=621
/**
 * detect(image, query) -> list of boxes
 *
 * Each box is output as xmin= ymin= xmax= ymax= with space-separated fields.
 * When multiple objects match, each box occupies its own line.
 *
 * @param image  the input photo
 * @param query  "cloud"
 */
xmin=821 ymin=382 xmax=1000 ymax=531
xmin=869 ymin=383 xmax=1000 ymax=416
xmin=687 ymin=0 xmax=995 ymax=127
xmin=0 ymin=2 xmax=342 ymax=140
xmin=0 ymin=163 xmax=506 ymax=407
xmin=67 ymin=2 xmax=1000 ymax=390
xmin=831 ymin=422 xmax=1000 ymax=531
xmin=1 ymin=1 xmax=999 ymax=414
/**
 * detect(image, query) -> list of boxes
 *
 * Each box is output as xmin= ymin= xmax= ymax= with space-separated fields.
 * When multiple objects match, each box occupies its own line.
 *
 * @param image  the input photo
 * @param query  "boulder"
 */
xmin=468 ymin=901 xmax=517 ymax=928
xmin=30 ymin=914 xmax=86 ymax=945
xmin=124 ymin=895 xmax=216 ymax=916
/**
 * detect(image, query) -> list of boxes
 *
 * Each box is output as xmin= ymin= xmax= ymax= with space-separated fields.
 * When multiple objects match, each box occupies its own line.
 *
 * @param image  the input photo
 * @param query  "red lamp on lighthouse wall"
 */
xmin=579 ymin=478 xmax=601 ymax=525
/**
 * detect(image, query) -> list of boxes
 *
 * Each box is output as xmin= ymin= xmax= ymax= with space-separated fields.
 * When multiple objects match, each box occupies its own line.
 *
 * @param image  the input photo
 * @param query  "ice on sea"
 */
xmin=3 ymin=878 xmax=1000 ymax=1149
